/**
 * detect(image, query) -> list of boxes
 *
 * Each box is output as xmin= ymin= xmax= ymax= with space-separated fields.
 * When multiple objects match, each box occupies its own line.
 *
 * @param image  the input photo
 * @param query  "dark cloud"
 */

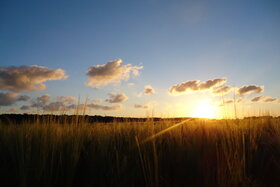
xmin=237 ymin=85 xmax=264 ymax=96
xmin=134 ymin=104 xmax=148 ymax=109
xmin=0 ymin=92 xmax=30 ymax=106
xmin=17 ymin=95 xmax=30 ymax=101
xmin=29 ymin=95 xmax=77 ymax=112
xmin=169 ymin=78 xmax=227 ymax=95
xmin=106 ymin=93 xmax=128 ymax=103
xmin=144 ymin=85 xmax=155 ymax=95
xmin=251 ymin=96 xmax=279 ymax=103
xmin=86 ymin=59 xmax=143 ymax=87
xmin=213 ymin=86 xmax=233 ymax=95
xmin=20 ymin=105 xmax=33 ymax=110
xmin=42 ymin=102 xmax=67 ymax=111
xmin=31 ymin=94 xmax=51 ymax=108
xmin=0 ymin=65 xmax=67 ymax=92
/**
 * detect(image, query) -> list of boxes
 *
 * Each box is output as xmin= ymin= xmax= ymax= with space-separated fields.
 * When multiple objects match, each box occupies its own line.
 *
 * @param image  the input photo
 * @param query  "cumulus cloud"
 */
xmin=134 ymin=104 xmax=149 ymax=109
xmin=169 ymin=78 xmax=227 ymax=95
xmin=87 ymin=103 xmax=122 ymax=111
xmin=144 ymin=85 xmax=155 ymax=95
xmin=0 ymin=65 xmax=67 ymax=92
xmin=106 ymin=93 xmax=128 ymax=103
xmin=0 ymin=92 xmax=30 ymax=106
xmin=213 ymin=86 xmax=233 ymax=95
xmin=237 ymin=85 xmax=264 ymax=96
xmin=86 ymin=59 xmax=143 ymax=87
xmin=251 ymin=96 xmax=279 ymax=103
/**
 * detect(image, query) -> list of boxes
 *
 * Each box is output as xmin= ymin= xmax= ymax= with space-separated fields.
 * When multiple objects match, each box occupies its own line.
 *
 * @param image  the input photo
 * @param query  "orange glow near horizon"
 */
xmin=189 ymin=99 xmax=221 ymax=119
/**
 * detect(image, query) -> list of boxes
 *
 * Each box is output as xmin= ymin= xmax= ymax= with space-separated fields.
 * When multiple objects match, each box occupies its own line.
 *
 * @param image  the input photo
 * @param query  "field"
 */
xmin=0 ymin=115 xmax=279 ymax=187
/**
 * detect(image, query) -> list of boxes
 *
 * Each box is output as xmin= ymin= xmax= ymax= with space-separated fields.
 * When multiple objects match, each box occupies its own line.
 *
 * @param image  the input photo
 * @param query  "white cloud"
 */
xmin=237 ymin=85 xmax=264 ymax=96
xmin=106 ymin=93 xmax=128 ymax=103
xmin=86 ymin=59 xmax=143 ymax=87
xmin=0 ymin=65 xmax=67 ymax=91
xmin=169 ymin=78 xmax=227 ymax=95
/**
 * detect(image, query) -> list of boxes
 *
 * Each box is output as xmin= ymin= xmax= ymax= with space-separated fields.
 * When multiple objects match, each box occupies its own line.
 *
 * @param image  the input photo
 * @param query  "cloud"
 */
xmin=134 ymin=104 xmax=149 ymax=109
xmin=42 ymin=102 xmax=67 ymax=111
xmin=29 ymin=95 xmax=77 ymax=111
xmin=251 ymin=96 xmax=279 ymax=103
xmin=31 ymin=94 xmax=51 ymax=108
xmin=86 ymin=59 xmax=143 ymax=87
xmin=213 ymin=86 xmax=233 ymax=95
xmin=237 ymin=98 xmax=243 ymax=103
xmin=20 ymin=105 xmax=33 ymax=110
xmin=169 ymin=78 xmax=227 ymax=95
xmin=0 ymin=92 xmax=30 ymax=106
xmin=144 ymin=85 xmax=155 ymax=95
xmin=57 ymin=96 xmax=77 ymax=104
xmin=106 ymin=93 xmax=128 ymax=103
xmin=87 ymin=103 xmax=122 ymax=111
xmin=17 ymin=95 xmax=30 ymax=101
xmin=0 ymin=65 xmax=67 ymax=92
xmin=237 ymin=85 xmax=264 ymax=96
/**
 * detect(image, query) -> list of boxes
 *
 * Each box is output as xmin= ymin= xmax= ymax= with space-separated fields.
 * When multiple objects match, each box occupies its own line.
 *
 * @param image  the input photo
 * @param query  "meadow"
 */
xmin=0 ymin=115 xmax=279 ymax=187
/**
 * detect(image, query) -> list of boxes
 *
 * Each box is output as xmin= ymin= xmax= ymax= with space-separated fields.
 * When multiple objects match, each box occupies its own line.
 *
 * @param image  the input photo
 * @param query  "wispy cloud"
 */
xmin=0 ymin=65 xmax=67 ymax=92
xmin=169 ymin=78 xmax=227 ymax=95
xmin=134 ymin=104 xmax=148 ymax=109
xmin=87 ymin=103 xmax=122 ymax=111
xmin=86 ymin=59 xmax=143 ymax=87
xmin=237 ymin=85 xmax=264 ymax=96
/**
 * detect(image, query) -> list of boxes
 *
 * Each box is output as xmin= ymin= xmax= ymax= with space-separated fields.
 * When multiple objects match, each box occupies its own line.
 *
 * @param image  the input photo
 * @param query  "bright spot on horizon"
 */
xmin=190 ymin=99 xmax=219 ymax=119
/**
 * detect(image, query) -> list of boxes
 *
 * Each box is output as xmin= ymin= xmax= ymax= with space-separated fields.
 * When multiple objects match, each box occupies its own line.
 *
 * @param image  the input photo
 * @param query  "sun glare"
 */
xmin=190 ymin=99 xmax=218 ymax=119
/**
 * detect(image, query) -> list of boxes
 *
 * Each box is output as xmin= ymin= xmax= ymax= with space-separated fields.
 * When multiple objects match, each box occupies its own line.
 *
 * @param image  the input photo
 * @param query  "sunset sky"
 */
xmin=1 ymin=0 xmax=280 ymax=118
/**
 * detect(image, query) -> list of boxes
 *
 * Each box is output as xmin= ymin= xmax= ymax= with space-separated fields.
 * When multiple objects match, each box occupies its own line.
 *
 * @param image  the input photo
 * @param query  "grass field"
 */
xmin=0 ymin=116 xmax=279 ymax=187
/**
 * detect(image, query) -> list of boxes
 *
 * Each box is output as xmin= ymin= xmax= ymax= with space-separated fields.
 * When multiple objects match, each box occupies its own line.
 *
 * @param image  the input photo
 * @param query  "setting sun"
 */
xmin=190 ymin=99 xmax=219 ymax=119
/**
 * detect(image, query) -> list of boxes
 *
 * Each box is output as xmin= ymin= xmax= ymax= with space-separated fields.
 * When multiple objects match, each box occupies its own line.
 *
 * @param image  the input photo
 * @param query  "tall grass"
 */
xmin=0 ymin=117 xmax=279 ymax=186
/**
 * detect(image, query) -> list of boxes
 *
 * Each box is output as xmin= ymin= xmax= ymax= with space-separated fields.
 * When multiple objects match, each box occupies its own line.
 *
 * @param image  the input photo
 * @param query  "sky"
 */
xmin=0 ymin=0 xmax=280 ymax=118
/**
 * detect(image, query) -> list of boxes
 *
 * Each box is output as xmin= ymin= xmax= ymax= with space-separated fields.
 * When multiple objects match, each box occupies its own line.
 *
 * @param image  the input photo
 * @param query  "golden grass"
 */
xmin=0 ymin=117 xmax=279 ymax=186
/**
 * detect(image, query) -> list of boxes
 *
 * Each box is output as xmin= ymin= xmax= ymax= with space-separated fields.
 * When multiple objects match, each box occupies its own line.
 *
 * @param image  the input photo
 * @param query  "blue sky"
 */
xmin=0 ymin=0 xmax=280 ymax=118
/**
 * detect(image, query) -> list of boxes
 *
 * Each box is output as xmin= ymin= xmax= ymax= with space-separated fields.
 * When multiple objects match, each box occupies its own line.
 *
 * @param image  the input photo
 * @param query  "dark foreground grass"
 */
xmin=0 ymin=117 xmax=279 ymax=187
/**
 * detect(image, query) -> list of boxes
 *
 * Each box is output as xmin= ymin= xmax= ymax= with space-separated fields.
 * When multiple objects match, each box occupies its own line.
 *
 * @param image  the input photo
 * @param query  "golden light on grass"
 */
xmin=190 ymin=99 xmax=220 ymax=119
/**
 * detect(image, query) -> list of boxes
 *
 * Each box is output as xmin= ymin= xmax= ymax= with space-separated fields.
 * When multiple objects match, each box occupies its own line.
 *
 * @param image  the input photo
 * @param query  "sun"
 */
xmin=190 ymin=99 xmax=218 ymax=119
